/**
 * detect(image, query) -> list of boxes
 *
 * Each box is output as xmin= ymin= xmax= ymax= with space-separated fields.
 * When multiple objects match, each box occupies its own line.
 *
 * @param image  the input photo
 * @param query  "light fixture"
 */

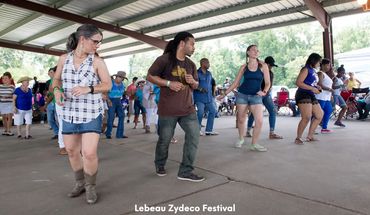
xmin=357 ymin=0 xmax=367 ymax=5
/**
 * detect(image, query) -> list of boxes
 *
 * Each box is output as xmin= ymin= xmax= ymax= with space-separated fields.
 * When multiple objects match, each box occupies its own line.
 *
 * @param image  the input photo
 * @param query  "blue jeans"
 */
xmin=155 ymin=113 xmax=199 ymax=176
xmin=318 ymin=100 xmax=333 ymax=129
xmin=106 ymin=98 xmax=125 ymax=138
xmin=47 ymin=103 xmax=59 ymax=135
xmin=248 ymin=94 xmax=276 ymax=131
xmin=196 ymin=101 xmax=216 ymax=132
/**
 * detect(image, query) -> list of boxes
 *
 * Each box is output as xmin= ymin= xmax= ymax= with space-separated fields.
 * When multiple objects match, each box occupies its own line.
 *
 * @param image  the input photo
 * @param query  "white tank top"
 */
xmin=315 ymin=71 xmax=333 ymax=101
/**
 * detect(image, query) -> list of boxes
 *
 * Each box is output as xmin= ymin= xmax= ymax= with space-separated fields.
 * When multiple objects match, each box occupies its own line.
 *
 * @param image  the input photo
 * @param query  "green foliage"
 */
xmin=0 ymin=47 xmax=57 ymax=81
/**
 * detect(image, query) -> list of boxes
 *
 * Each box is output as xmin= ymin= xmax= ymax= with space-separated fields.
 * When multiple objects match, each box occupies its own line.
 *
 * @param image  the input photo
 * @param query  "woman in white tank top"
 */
xmin=316 ymin=59 xmax=334 ymax=134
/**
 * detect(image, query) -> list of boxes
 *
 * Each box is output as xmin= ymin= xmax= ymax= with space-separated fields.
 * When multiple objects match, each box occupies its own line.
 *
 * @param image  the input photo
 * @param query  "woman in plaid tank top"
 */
xmin=52 ymin=24 xmax=112 ymax=204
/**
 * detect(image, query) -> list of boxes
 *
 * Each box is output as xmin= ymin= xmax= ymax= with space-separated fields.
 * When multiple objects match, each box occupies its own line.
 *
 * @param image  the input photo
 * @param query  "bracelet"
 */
xmin=166 ymin=80 xmax=170 ymax=87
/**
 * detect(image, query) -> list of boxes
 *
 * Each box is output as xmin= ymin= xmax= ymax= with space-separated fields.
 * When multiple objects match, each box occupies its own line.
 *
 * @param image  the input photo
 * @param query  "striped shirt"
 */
xmin=0 ymin=84 xmax=14 ymax=103
xmin=61 ymin=52 xmax=103 ymax=123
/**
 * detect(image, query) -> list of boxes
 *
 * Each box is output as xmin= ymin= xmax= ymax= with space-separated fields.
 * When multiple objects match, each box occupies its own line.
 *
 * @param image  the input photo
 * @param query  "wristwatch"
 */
xmin=89 ymin=86 xmax=94 ymax=94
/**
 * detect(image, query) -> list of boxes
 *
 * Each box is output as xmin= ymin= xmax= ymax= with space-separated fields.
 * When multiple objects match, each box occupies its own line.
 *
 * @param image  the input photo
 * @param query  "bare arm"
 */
xmin=223 ymin=64 xmax=247 ymax=95
xmin=296 ymin=67 xmax=320 ymax=94
xmin=12 ymin=94 xmax=18 ymax=113
xmin=93 ymin=57 xmax=112 ymax=93
xmin=147 ymin=73 xmax=183 ymax=92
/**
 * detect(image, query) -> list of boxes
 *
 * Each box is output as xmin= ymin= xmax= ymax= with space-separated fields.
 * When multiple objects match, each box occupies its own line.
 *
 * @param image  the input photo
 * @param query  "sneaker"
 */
xmin=177 ymin=173 xmax=205 ymax=182
xmin=199 ymin=131 xmax=204 ymax=136
xmin=205 ymin=131 xmax=219 ymax=136
xmin=321 ymin=129 xmax=333 ymax=134
xmin=234 ymin=139 xmax=244 ymax=148
xmin=51 ymin=135 xmax=58 ymax=140
xmin=334 ymin=121 xmax=346 ymax=127
xmin=156 ymin=166 xmax=166 ymax=176
xmin=246 ymin=131 xmax=252 ymax=137
xmin=40 ymin=120 xmax=44 ymax=124
xmin=250 ymin=143 xmax=267 ymax=152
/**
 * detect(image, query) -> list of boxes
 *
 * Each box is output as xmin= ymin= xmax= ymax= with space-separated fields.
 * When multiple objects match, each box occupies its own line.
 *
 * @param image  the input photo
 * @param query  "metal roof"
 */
xmin=0 ymin=0 xmax=367 ymax=58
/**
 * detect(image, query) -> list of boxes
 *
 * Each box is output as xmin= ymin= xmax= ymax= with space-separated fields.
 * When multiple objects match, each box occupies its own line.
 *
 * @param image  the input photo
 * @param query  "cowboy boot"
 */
xmin=68 ymin=169 xmax=85 ymax=198
xmin=85 ymin=172 xmax=98 ymax=204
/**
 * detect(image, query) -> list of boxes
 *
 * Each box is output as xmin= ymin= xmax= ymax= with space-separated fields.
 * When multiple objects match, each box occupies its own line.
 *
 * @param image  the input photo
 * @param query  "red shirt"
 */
xmin=126 ymin=83 xmax=137 ymax=100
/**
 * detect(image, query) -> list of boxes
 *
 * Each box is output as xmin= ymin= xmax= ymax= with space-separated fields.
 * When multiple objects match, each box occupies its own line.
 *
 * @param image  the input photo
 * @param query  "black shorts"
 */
xmin=295 ymin=90 xmax=318 ymax=105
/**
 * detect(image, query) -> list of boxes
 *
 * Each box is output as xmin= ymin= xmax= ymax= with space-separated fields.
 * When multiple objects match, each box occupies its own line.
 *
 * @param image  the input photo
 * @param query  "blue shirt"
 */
xmin=238 ymin=66 xmax=263 ymax=95
xmin=14 ymin=87 xmax=32 ymax=110
xmin=153 ymin=85 xmax=160 ymax=104
xmin=297 ymin=65 xmax=317 ymax=95
xmin=193 ymin=68 xmax=214 ymax=103
xmin=108 ymin=80 xmax=125 ymax=98
xmin=135 ymin=88 xmax=143 ymax=102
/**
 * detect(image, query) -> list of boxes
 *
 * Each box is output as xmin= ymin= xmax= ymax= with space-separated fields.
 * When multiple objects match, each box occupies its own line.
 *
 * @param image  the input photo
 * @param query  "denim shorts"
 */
xmin=62 ymin=114 xmax=102 ymax=135
xmin=333 ymin=95 xmax=347 ymax=107
xmin=236 ymin=93 xmax=263 ymax=105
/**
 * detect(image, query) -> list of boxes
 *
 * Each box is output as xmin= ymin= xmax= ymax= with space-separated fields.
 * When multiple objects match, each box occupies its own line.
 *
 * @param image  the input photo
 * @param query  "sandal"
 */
xmin=17 ymin=135 xmax=22 ymax=139
xmin=305 ymin=136 xmax=318 ymax=142
xmin=295 ymin=138 xmax=304 ymax=145
xmin=24 ymin=135 xmax=32 ymax=139
xmin=269 ymin=133 xmax=283 ymax=139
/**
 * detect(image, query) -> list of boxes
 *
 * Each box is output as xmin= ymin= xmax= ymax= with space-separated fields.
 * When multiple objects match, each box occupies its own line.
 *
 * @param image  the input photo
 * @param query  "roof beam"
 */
xmin=20 ymin=0 xmax=137 ymax=44
xmin=99 ymin=0 xmax=352 ymax=54
xmin=99 ymin=5 xmax=310 ymax=54
xmin=0 ymin=39 xmax=64 ymax=56
xmin=303 ymin=0 xmax=329 ymax=28
xmin=106 ymin=0 xmax=272 ymax=45
xmin=102 ymin=7 xmax=366 ymax=59
xmin=44 ymin=0 xmax=206 ymax=49
xmin=0 ymin=0 xmax=167 ymax=49
xmin=117 ymin=0 xmax=208 ymax=26
xmin=0 ymin=0 xmax=72 ymax=37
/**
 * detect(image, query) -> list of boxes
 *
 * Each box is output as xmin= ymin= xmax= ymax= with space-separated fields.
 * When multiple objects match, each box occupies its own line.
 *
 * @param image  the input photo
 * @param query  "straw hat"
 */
xmin=17 ymin=76 xmax=32 ymax=83
xmin=113 ymin=71 xmax=128 ymax=80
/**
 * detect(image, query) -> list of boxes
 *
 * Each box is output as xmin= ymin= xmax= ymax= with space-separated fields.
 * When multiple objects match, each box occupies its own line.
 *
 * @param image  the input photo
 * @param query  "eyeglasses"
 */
xmin=89 ymin=38 xmax=102 ymax=46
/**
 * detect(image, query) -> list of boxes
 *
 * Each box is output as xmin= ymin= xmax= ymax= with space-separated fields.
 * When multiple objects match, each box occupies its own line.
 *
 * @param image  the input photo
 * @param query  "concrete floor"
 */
xmin=0 ymin=115 xmax=369 ymax=215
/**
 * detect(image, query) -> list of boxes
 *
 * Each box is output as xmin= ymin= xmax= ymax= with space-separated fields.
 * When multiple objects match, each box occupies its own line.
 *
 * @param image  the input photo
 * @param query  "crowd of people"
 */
xmin=1 ymin=25 xmax=369 ymax=205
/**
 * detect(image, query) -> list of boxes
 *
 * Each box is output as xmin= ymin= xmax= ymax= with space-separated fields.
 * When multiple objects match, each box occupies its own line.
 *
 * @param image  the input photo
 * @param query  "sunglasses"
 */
xmin=89 ymin=37 xmax=102 ymax=46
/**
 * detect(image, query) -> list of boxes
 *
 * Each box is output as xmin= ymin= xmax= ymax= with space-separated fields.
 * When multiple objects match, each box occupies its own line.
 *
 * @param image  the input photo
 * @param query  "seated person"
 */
xmin=289 ymin=100 xmax=300 ymax=117
xmin=357 ymin=93 xmax=370 ymax=120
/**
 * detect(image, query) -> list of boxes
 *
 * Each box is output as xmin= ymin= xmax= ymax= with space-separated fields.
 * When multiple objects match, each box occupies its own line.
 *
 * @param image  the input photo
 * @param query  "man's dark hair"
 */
xmin=200 ymin=58 xmax=208 ymax=66
xmin=132 ymin=77 xmax=138 ymax=82
xmin=163 ymin=31 xmax=194 ymax=70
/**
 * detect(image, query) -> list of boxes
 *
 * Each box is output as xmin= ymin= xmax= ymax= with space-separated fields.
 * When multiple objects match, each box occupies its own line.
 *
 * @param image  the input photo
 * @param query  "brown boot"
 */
xmin=68 ymin=169 xmax=85 ymax=198
xmin=85 ymin=172 xmax=98 ymax=204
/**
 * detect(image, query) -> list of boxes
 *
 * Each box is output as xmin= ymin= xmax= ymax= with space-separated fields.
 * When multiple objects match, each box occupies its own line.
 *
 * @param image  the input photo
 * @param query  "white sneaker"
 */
xmin=40 ymin=121 xmax=44 ymax=124
xmin=234 ymin=139 xmax=244 ymax=148
xmin=250 ymin=143 xmax=267 ymax=152
xmin=205 ymin=131 xmax=219 ymax=136
xmin=200 ymin=131 xmax=204 ymax=136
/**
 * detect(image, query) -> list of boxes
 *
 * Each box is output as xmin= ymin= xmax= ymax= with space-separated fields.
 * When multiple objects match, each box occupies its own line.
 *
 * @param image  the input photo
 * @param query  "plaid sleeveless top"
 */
xmin=61 ymin=52 xmax=103 ymax=123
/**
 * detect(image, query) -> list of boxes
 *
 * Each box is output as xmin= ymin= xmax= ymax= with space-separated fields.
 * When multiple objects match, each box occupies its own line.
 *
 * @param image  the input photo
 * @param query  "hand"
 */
xmin=13 ymin=107 xmax=18 ymax=114
xmin=257 ymin=90 xmax=266 ymax=96
xmin=217 ymin=95 xmax=225 ymax=101
xmin=107 ymin=100 xmax=112 ymax=107
xmin=184 ymin=74 xmax=196 ymax=85
xmin=168 ymin=81 xmax=183 ymax=92
xmin=312 ymin=88 xmax=321 ymax=94
xmin=72 ymin=86 xmax=90 ymax=97
xmin=54 ymin=90 xmax=66 ymax=106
